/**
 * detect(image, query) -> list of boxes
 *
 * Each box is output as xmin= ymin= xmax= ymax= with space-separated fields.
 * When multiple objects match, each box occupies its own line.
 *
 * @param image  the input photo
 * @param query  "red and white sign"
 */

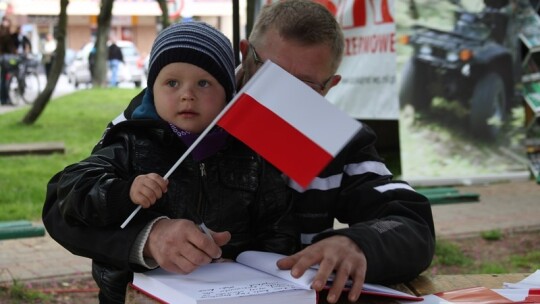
xmin=327 ymin=0 xmax=398 ymax=120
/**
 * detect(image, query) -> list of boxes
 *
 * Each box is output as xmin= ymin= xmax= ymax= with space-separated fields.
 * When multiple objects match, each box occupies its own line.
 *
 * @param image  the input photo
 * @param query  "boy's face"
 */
xmin=153 ymin=62 xmax=227 ymax=133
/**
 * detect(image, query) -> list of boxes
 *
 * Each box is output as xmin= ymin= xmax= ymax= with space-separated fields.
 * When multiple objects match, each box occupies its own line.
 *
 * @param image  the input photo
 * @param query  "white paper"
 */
xmin=236 ymin=250 xmax=316 ymax=289
xmin=133 ymin=264 xmax=315 ymax=304
xmin=503 ymin=269 xmax=540 ymax=289
xmin=133 ymin=252 xmax=316 ymax=304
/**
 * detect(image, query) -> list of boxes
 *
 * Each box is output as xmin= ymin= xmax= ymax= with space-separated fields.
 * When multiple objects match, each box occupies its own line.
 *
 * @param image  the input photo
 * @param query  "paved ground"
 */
xmin=0 ymin=178 xmax=538 ymax=284
xmin=434 ymin=179 xmax=540 ymax=238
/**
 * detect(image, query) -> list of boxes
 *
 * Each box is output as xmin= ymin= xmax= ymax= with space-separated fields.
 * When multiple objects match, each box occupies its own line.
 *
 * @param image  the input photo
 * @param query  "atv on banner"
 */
xmin=399 ymin=0 xmax=523 ymax=140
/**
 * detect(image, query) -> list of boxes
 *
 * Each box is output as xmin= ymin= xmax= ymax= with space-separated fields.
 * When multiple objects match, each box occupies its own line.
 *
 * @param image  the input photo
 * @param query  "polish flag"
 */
xmin=216 ymin=61 xmax=361 ymax=188
xmin=119 ymin=61 xmax=361 ymax=228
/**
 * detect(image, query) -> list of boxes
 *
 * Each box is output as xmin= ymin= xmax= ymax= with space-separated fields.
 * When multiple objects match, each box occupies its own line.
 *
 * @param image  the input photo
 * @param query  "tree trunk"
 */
xmin=409 ymin=0 xmax=419 ymax=20
xmin=22 ymin=0 xmax=69 ymax=124
xmin=156 ymin=0 xmax=170 ymax=29
xmin=92 ymin=0 xmax=114 ymax=88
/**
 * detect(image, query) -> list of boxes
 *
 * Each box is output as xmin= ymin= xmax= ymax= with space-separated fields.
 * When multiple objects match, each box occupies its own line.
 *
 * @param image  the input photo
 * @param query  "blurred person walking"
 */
xmin=88 ymin=42 xmax=97 ymax=80
xmin=12 ymin=25 xmax=31 ymax=55
xmin=42 ymin=33 xmax=56 ymax=78
xmin=0 ymin=17 xmax=15 ymax=105
xmin=107 ymin=38 xmax=123 ymax=87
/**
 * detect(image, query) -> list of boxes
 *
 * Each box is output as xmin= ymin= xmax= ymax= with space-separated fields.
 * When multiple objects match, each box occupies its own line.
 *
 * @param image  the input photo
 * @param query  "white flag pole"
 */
xmin=119 ymin=63 xmax=270 ymax=228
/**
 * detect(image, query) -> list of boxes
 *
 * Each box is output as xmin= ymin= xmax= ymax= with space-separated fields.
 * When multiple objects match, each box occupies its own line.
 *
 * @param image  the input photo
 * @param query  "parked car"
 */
xmin=67 ymin=40 xmax=143 ymax=88
xmin=143 ymin=53 xmax=149 ymax=80
xmin=63 ymin=48 xmax=76 ymax=75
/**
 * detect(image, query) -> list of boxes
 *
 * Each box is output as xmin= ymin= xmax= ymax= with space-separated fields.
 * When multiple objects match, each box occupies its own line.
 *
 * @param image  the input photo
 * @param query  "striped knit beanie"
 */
xmin=146 ymin=21 xmax=236 ymax=102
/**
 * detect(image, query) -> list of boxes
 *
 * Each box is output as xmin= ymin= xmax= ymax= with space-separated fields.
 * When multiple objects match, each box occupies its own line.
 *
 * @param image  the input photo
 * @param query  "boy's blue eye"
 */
xmin=198 ymin=80 xmax=210 ymax=87
xmin=166 ymin=80 xmax=178 ymax=87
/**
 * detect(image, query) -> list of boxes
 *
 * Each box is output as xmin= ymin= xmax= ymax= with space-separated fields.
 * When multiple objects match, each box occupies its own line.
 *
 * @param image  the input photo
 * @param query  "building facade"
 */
xmin=0 ymin=0 xmax=243 ymax=57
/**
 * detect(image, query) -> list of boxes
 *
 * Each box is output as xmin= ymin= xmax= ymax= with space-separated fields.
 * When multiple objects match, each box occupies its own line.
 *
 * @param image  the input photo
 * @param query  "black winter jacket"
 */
xmin=45 ymin=119 xmax=299 ymax=270
xmin=108 ymin=43 xmax=123 ymax=62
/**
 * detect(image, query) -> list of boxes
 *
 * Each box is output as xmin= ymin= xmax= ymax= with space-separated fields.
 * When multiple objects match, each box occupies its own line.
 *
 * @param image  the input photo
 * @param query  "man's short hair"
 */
xmin=249 ymin=0 xmax=344 ymax=72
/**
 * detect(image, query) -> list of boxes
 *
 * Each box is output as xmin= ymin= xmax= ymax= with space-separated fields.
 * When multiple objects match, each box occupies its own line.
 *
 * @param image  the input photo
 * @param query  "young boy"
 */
xmin=49 ymin=22 xmax=299 ymax=303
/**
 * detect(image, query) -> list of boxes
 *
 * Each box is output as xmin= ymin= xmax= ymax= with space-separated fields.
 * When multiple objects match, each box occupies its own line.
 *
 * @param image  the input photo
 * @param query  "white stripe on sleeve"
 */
xmin=345 ymin=161 xmax=391 ymax=176
xmin=374 ymin=183 xmax=415 ymax=193
xmin=112 ymin=112 xmax=127 ymax=125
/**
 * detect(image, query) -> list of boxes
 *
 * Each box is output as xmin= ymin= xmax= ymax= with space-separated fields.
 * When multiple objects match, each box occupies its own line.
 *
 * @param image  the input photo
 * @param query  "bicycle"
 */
xmin=1 ymin=54 xmax=41 ymax=105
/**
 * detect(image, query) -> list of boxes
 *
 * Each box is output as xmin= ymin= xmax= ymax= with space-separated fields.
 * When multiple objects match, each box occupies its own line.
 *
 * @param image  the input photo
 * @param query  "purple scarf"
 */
xmin=169 ymin=123 xmax=229 ymax=161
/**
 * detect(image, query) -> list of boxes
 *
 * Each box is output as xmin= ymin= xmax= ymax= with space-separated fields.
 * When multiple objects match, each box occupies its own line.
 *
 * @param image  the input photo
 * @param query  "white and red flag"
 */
xmin=217 ymin=61 xmax=361 ymax=188
xmin=120 ymin=61 xmax=361 ymax=228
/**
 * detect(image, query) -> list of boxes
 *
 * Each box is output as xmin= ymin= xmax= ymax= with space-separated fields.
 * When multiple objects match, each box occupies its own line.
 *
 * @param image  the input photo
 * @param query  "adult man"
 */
xmin=107 ymin=38 xmax=123 ymax=87
xmin=12 ymin=25 xmax=31 ymax=56
xmin=43 ymin=1 xmax=435 ymax=303
xmin=88 ymin=42 xmax=97 ymax=80
xmin=41 ymin=33 xmax=57 ymax=78
xmin=0 ymin=17 xmax=15 ymax=105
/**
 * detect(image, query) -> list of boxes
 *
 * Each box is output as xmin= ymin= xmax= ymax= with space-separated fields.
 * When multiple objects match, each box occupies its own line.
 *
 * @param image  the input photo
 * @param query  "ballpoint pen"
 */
xmin=181 ymin=200 xmax=215 ymax=242
xmin=198 ymin=222 xmax=213 ymax=240
xmin=186 ymin=207 xmax=222 ymax=262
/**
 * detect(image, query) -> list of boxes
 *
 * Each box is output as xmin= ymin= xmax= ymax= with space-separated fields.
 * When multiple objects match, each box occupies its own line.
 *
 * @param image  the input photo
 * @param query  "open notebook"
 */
xmin=132 ymin=250 xmax=423 ymax=304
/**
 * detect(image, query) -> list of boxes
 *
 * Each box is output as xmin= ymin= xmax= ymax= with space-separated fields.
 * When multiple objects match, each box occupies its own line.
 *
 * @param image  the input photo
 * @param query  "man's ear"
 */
xmin=326 ymin=75 xmax=342 ymax=92
xmin=239 ymin=39 xmax=250 ymax=64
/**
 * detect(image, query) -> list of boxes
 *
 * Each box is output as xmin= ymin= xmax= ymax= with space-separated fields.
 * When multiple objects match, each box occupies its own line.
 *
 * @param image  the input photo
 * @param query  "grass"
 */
xmin=431 ymin=240 xmax=472 ymax=268
xmin=0 ymin=88 xmax=139 ymax=221
xmin=481 ymin=229 xmax=503 ymax=241
xmin=429 ymin=231 xmax=540 ymax=275
xmin=0 ymin=280 xmax=51 ymax=303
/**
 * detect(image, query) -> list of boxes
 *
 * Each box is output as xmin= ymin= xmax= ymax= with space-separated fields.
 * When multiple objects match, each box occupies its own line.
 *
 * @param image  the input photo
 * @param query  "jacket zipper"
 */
xmin=197 ymin=162 xmax=207 ymax=221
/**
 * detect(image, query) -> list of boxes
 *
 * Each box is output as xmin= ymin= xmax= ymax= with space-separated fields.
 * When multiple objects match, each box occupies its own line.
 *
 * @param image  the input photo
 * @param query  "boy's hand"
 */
xmin=130 ymin=173 xmax=168 ymax=208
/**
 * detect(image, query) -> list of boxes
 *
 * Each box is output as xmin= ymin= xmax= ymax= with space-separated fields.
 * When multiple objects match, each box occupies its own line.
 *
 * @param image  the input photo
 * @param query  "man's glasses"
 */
xmin=249 ymin=43 xmax=333 ymax=93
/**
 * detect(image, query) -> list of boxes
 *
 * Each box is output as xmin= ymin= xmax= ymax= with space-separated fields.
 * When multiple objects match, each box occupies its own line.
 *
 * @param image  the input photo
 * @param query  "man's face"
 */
xmin=1 ymin=19 xmax=10 ymax=29
xmin=241 ymin=29 xmax=339 ymax=96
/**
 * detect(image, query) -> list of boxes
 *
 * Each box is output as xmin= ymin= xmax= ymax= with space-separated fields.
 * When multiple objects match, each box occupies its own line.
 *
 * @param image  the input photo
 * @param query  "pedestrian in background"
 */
xmin=0 ymin=16 xmax=15 ymax=105
xmin=107 ymin=38 xmax=123 ymax=87
xmin=12 ymin=25 xmax=31 ymax=56
xmin=41 ymin=33 xmax=56 ymax=78
xmin=88 ymin=42 xmax=97 ymax=81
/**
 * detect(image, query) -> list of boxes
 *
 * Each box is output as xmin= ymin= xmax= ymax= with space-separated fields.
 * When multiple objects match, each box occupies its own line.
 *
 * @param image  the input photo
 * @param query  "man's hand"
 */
xmin=144 ymin=218 xmax=231 ymax=274
xmin=276 ymin=235 xmax=367 ymax=304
